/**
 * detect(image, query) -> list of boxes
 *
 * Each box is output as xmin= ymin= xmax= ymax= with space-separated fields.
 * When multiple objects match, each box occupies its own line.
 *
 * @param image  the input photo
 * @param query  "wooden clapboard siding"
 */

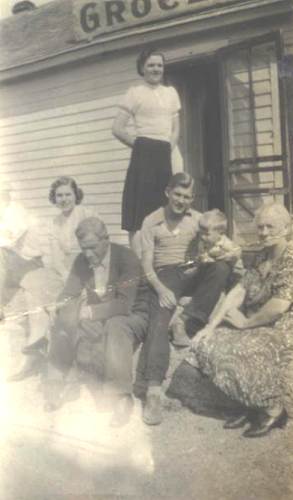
xmin=0 ymin=51 xmax=141 ymax=250
xmin=0 ymin=54 xmax=139 ymax=123
xmin=0 ymin=7 xmax=292 ymax=258
xmin=0 ymin=29 xmax=236 ymax=252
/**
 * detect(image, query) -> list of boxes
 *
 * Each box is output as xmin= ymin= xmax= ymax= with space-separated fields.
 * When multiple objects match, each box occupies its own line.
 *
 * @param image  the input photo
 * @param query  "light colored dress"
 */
xmin=21 ymin=204 xmax=99 ymax=340
xmin=194 ymin=242 xmax=293 ymax=416
xmin=49 ymin=204 xmax=99 ymax=278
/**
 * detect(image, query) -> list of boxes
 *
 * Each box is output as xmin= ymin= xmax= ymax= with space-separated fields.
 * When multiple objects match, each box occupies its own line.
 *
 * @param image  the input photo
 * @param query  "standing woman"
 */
xmin=112 ymin=47 xmax=182 ymax=255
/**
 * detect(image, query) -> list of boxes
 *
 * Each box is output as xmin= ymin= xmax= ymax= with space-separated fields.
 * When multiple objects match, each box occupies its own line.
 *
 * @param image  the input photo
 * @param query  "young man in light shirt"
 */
xmin=105 ymin=173 xmax=233 ymax=426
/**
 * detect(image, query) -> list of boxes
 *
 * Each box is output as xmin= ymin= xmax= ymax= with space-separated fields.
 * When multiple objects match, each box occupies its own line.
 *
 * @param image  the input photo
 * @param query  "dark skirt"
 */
xmin=122 ymin=137 xmax=172 ymax=231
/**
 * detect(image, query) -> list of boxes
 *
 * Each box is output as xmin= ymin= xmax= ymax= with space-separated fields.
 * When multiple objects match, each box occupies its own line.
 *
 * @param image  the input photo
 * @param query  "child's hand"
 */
xmin=198 ymin=253 xmax=215 ymax=263
xmin=208 ymin=247 xmax=223 ymax=259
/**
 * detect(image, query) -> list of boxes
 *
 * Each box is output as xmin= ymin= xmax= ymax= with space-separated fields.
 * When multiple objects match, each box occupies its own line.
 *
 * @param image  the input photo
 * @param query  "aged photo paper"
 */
xmin=0 ymin=1 xmax=292 ymax=499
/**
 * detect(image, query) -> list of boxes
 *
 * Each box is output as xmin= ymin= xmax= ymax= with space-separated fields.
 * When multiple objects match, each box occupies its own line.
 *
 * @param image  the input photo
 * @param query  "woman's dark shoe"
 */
xmin=22 ymin=337 xmax=48 ymax=356
xmin=110 ymin=395 xmax=134 ymax=427
xmin=223 ymin=414 xmax=249 ymax=430
xmin=243 ymin=409 xmax=287 ymax=438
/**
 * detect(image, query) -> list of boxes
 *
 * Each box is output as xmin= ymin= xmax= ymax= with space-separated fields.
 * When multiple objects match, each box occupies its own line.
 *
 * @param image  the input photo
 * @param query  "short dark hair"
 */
xmin=136 ymin=47 xmax=165 ymax=77
xmin=75 ymin=217 xmax=109 ymax=241
xmin=12 ymin=1 xmax=36 ymax=14
xmin=49 ymin=176 xmax=84 ymax=205
xmin=166 ymin=173 xmax=194 ymax=192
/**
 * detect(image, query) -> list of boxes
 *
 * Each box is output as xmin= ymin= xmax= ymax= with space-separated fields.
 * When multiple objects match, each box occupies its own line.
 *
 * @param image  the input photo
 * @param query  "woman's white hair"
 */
xmin=254 ymin=203 xmax=292 ymax=228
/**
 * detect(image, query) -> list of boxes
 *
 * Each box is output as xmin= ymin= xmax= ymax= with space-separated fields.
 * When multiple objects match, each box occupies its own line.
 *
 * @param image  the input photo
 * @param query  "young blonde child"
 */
xmin=170 ymin=209 xmax=244 ymax=347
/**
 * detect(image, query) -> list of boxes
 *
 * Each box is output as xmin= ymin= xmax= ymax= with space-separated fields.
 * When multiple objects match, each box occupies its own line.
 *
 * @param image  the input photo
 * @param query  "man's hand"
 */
xmin=79 ymin=304 xmax=93 ymax=321
xmin=179 ymin=296 xmax=192 ymax=307
xmin=224 ymin=308 xmax=248 ymax=329
xmin=157 ymin=285 xmax=177 ymax=309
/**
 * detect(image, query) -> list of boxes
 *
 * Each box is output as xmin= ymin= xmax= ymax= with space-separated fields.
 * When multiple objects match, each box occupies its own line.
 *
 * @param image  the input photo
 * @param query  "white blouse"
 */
xmin=49 ymin=204 xmax=99 ymax=273
xmin=119 ymin=83 xmax=181 ymax=143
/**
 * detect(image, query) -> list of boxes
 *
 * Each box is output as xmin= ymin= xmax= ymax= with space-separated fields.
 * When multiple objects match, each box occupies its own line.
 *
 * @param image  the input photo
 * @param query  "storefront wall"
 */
xmin=0 ymin=2 xmax=292 ymax=254
xmin=0 ymin=53 xmax=139 ymax=254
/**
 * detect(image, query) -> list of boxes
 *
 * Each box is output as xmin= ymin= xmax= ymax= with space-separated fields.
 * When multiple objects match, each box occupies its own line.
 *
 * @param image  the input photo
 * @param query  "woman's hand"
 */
xmin=157 ymin=285 xmax=177 ymax=309
xmin=112 ymin=111 xmax=135 ymax=148
xmin=190 ymin=325 xmax=214 ymax=351
xmin=224 ymin=308 xmax=248 ymax=329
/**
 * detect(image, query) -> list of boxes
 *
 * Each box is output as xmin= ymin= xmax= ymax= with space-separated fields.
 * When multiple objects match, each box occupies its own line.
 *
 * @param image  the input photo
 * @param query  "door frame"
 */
xmin=166 ymin=54 xmax=223 ymax=212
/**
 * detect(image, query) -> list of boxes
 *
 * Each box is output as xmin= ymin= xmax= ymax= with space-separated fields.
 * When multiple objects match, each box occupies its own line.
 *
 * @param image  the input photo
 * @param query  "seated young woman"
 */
xmin=16 ymin=177 xmax=99 ymax=365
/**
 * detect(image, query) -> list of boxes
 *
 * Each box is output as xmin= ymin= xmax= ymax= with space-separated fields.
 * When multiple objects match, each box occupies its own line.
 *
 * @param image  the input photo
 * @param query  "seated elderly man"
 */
xmin=105 ymin=173 xmax=234 ymax=426
xmin=44 ymin=217 xmax=141 ymax=416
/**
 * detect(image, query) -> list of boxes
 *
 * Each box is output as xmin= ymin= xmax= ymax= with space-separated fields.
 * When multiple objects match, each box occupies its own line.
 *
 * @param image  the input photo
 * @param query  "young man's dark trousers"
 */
xmin=105 ymin=261 xmax=231 ymax=394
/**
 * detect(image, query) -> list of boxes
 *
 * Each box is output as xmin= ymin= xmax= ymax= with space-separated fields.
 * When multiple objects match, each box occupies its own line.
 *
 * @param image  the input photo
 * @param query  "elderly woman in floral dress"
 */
xmin=189 ymin=203 xmax=293 ymax=438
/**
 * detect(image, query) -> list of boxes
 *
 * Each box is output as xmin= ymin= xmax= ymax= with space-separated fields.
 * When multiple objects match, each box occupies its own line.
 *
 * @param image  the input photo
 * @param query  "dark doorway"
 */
xmin=167 ymin=58 xmax=224 ymax=212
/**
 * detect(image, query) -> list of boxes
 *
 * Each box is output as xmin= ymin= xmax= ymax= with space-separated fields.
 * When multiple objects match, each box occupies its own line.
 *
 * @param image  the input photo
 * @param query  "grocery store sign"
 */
xmin=73 ymin=0 xmax=235 ymax=41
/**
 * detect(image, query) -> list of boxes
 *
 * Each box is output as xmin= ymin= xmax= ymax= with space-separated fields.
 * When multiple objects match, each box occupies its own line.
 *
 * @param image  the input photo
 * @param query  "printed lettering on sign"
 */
xmin=73 ymin=0 xmax=238 ymax=41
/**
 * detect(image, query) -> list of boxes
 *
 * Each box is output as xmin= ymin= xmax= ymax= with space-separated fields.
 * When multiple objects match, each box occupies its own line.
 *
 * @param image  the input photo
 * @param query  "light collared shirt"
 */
xmin=0 ymin=201 xmax=42 ymax=260
xmin=50 ymin=205 xmax=100 ymax=272
xmin=141 ymin=207 xmax=201 ymax=268
xmin=93 ymin=246 xmax=111 ymax=298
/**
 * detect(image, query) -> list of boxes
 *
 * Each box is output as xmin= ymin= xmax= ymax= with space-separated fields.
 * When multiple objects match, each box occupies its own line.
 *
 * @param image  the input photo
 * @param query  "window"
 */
xmin=221 ymin=39 xmax=287 ymax=245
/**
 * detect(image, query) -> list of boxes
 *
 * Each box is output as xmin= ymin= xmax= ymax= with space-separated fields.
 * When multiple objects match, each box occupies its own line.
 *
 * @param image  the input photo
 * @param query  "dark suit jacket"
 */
xmin=58 ymin=243 xmax=141 ymax=322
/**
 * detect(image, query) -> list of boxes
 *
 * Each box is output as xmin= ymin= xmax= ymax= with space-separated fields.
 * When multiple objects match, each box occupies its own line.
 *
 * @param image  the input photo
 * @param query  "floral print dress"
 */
xmin=195 ymin=242 xmax=293 ymax=415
